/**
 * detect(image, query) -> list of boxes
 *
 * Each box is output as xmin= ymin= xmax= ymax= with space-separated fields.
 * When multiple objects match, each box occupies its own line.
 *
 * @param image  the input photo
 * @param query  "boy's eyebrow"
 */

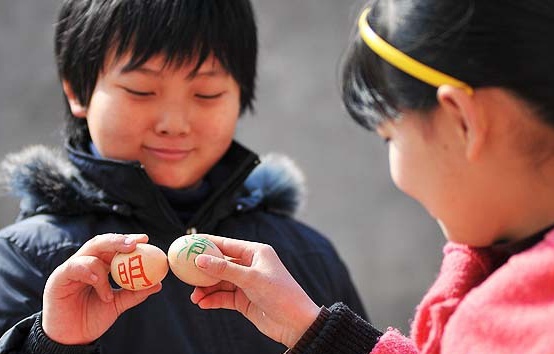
xmin=119 ymin=65 xmax=226 ymax=80
xmin=188 ymin=69 xmax=226 ymax=79
xmin=120 ymin=66 xmax=163 ymax=76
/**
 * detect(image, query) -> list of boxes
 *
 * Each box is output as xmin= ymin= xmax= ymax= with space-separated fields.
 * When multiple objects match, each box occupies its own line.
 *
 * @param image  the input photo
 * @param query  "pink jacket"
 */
xmin=371 ymin=231 xmax=554 ymax=354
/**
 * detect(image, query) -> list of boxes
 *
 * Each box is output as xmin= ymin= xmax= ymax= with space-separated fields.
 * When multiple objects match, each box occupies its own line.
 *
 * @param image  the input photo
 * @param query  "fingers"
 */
xmin=52 ymin=255 xmax=107 ymax=287
xmin=195 ymin=254 xmax=254 ymax=289
xmin=74 ymin=233 xmax=149 ymax=264
xmin=197 ymin=235 xmax=259 ymax=264
xmin=50 ymin=233 xmax=151 ymax=302
xmin=48 ymin=255 xmax=114 ymax=302
xmin=190 ymin=288 xmax=237 ymax=310
xmin=190 ymin=281 xmax=236 ymax=306
xmin=190 ymin=283 xmax=253 ymax=321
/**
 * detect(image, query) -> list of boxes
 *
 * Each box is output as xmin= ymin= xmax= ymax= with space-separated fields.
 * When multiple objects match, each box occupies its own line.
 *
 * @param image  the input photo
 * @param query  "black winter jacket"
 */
xmin=0 ymin=141 xmax=366 ymax=354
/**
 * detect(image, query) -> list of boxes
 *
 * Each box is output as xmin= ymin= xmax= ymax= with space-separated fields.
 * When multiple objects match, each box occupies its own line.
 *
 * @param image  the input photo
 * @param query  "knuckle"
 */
xmin=259 ymin=244 xmax=276 ymax=256
xmin=66 ymin=255 xmax=103 ymax=274
xmin=86 ymin=233 xmax=112 ymax=247
xmin=92 ymin=233 xmax=126 ymax=248
xmin=92 ymin=233 xmax=111 ymax=242
xmin=65 ymin=259 xmax=89 ymax=275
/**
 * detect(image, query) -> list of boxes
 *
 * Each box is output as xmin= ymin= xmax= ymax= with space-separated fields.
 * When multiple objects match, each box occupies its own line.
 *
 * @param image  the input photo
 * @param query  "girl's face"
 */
xmin=377 ymin=87 xmax=554 ymax=247
xmin=65 ymin=52 xmax=240 ymax=189
xmin=377 ymin=109 xmax=496 ymax=246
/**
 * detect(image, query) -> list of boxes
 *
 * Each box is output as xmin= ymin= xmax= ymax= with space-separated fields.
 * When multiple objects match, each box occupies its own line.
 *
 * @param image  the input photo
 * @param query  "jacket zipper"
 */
xmin=184 ymin=154 xmax=260 ymax=233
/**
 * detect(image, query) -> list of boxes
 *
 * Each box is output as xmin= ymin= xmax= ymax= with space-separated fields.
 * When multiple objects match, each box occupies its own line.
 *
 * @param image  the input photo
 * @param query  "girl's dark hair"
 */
xmin=55 ymin=0 xmax=258 ymax=146
xmin=342 ymin=0 xmax=554 ymax=131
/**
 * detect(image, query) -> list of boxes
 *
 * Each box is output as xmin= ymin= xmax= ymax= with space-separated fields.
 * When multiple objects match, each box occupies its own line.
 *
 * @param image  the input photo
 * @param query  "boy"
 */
xmin=0 ymin=0 xmax=367 ymax=353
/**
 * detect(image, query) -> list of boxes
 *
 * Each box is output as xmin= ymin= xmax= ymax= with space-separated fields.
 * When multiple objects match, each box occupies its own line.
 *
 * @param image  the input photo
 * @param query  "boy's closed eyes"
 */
xmin=112 ymin=56 xmax=233 ymax=102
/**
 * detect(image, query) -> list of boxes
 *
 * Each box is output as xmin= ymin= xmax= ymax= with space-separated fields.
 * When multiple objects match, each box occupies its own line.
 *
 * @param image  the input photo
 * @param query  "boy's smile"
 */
xmin=142 ymin=146 xmax=193 ymax=161
xmin=64 ymin=52 xmax=241 ymax=189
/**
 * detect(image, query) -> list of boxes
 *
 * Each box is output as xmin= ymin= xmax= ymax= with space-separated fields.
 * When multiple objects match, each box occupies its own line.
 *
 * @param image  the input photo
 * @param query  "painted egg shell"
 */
xmin=110 ymin=243 xmax=169 ymax=291
xmin=168 ymin=234 xmax=224 ymax=287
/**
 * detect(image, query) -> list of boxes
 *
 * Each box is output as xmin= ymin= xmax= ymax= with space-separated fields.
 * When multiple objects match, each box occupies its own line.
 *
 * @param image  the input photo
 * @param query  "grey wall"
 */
xmin=0 ymin=0 xmax=444 ymax=333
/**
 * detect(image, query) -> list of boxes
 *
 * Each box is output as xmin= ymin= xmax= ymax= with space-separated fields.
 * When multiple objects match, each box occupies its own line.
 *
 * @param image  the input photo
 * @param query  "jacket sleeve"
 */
xmin=0 ymin=234 xmax=46 ymax=336
xmin=286 ymin=303 xmax=419 ymax=354
xmin=0 ymin=314 xmax=37 ymax=353
xmin=0 ymin=219 xmax=85 ymax=337
xmin=0 ymin=230 xmax=46 ymax=353
xmin=0 ymin=313 xmax=99 ymax=354
xmin=0 ymin=226 xmax=82 ymax=353
xmin=0 ymin=230 xmax=99 ymax=354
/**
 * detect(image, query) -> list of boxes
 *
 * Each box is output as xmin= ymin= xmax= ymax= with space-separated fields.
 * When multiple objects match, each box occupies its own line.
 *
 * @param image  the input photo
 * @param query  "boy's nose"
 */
xmin=155 ymin=108 xmax=192 ymax=136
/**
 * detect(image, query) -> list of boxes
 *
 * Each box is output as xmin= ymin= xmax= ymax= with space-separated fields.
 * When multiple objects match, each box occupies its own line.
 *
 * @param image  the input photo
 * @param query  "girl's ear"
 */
xmin=436 ymin=85 xmax=486 ymax=161
xmin=62 ymin=80 xmax=87 ymax=118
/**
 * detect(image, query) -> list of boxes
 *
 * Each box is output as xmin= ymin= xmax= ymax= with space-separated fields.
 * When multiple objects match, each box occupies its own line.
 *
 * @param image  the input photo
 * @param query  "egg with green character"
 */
xmin=168 ymin=234 xmax=224 ymax=287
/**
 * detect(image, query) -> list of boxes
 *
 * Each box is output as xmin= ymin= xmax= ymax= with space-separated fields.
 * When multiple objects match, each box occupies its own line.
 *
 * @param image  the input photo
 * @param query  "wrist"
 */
xmin=286 ymin=302 xmax=321 ymax=348
xmin=286 ymin=306 xmax=331 ymax=352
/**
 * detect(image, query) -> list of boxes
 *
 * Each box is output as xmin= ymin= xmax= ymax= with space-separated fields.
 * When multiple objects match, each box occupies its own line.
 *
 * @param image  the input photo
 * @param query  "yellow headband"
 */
xmin=358 ymin=8 xmax=473 ymax=95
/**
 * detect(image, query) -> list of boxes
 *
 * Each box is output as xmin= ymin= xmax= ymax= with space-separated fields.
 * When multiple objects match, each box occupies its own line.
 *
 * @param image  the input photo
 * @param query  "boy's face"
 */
xmin=64 ymin=52 xmax=241 ymax=189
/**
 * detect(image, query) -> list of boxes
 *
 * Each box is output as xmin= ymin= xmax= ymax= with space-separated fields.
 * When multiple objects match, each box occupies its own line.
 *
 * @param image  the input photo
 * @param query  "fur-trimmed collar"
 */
xmin=1 ymin=145 xmax=306 ymax=219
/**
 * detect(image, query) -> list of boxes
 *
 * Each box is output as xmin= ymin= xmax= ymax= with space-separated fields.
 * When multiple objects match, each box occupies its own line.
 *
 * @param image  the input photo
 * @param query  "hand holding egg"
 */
xmin=43 ymin=234 xmax=163 ymax=345
xmin=168 ymin=234 xmax=224 ymax=287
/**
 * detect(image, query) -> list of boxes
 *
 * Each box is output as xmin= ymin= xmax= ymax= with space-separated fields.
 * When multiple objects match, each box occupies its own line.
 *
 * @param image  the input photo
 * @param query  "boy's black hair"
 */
xmin=55 ymin=0 xmax=258 ymax=146
xmin=341 ymin=0 xmax=554 ymax=131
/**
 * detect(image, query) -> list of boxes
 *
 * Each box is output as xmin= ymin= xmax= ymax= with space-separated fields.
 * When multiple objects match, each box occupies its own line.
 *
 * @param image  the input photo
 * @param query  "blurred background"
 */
xmin=0 ymin=0 xmax=444 ymax=333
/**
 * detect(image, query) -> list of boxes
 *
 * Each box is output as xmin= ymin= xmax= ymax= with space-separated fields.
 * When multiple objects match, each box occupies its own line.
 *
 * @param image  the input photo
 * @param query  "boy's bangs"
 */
xmin=110 ymin=1 xmax=232 ymax=74
xmin=342 ymin=38 xmax=400 ymax=131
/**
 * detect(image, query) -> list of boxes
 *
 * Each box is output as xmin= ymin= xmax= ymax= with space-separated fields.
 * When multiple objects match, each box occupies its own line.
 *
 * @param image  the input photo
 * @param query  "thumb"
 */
xmin=195 ymin=255 xmax=250 ymax=288
xmin=113 ymin=283 xmax=162 ymax=314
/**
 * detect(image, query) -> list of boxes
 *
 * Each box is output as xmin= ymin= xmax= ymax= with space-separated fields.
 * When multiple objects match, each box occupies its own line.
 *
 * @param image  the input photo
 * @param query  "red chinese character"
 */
xmin=116 ymin=255 xmax=152 ymax=290
xmin=117 ymin=262 xmax=129 ymax=285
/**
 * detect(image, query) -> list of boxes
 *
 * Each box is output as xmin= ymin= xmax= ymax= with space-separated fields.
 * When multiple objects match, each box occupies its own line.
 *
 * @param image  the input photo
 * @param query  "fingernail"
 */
xmin=90 ymin=274 xmax=99 ymax=282
xmin=124 ymin=237 xmax=134 ymax=245
xmin=195 ymin=255 xmax=210 ymax=268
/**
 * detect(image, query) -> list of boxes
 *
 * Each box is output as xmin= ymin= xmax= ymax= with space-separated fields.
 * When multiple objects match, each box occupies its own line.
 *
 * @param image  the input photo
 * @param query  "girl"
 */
xmin=189 ymin=0 xmax=554 ymax=353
